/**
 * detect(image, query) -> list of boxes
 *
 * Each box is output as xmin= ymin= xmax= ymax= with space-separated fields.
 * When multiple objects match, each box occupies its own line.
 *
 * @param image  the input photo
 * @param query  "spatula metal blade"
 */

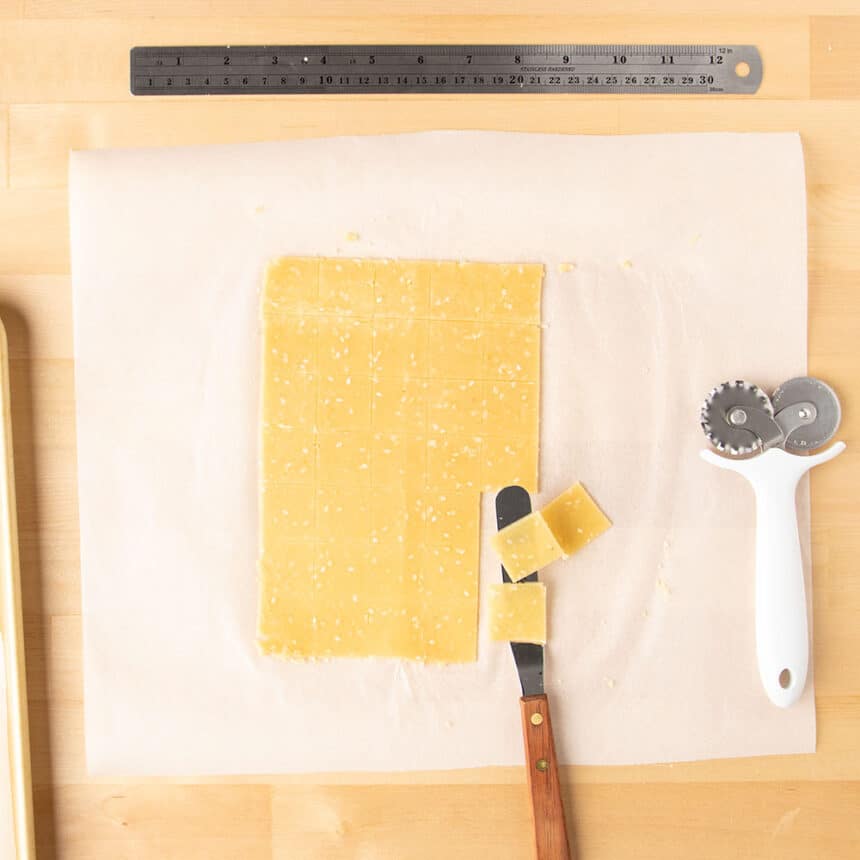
xmin=495 ymin=485 xmax=544 ymax=697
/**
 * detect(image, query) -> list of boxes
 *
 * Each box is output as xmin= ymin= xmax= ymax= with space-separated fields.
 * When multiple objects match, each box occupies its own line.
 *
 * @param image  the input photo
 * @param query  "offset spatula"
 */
xmin=496 ymin=486 xmax=572 ymax=860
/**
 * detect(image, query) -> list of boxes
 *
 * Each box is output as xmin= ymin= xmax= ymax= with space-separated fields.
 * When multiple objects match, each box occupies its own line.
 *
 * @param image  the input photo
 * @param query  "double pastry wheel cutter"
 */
xmin=700 ymin=377 xmax=844 ymax=708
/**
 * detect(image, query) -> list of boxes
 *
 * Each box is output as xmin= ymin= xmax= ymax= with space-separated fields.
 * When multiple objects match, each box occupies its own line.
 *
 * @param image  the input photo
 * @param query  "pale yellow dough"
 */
xmin=491 ymin=482 xmax=612 ymax=579
xmin=259 ymin=257 xmax=543 ymax=661
xmin=541 ymin=482 xmax=611 ymax=556
xmin=488 ymin=582 xmax=547 ymax=645
xmin=490 ymin=511 xmax=563 ymax=581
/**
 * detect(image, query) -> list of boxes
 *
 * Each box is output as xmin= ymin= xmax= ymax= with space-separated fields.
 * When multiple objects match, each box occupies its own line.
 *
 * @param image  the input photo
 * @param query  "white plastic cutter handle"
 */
xmin=701 ymin=442 xmax=845 ymax=708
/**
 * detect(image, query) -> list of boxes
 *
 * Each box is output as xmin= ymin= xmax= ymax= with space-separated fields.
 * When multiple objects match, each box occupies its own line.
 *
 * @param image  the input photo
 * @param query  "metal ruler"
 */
xmin=131 ymin=44 xmax=762 ymax=96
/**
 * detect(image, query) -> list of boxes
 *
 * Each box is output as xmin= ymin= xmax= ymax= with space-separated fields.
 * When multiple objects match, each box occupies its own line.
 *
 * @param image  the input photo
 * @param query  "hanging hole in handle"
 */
xmin=735 ymin=61 xmax=751 ymax=79
xmin=779 ymin=668 xmax=792 ymax=689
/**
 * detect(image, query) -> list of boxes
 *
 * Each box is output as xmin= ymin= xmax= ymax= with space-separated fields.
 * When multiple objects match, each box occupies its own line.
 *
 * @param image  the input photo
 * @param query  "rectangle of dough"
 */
xmin=490 ymin=510 xmax=563 ymax=581
xmin=259 ymin=257 xmax=543 ymax=661
xmin=541 ymin=483 xmax=611 ymax=556
xmin=488 ymin=582 xmax=547 ymax=645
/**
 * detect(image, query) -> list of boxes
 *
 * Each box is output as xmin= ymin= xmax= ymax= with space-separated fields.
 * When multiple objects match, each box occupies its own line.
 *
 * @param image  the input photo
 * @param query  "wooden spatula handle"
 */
xmin=520 ymin=694 xmax=572 ymax=860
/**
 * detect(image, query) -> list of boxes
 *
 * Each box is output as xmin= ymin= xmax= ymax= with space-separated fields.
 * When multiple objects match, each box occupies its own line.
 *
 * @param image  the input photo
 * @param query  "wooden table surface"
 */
xmin=1 ymin=2 xmax=859 ymax=857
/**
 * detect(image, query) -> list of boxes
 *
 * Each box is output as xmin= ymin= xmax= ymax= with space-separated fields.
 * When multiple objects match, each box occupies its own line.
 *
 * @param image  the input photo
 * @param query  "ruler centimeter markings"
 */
xmin=130 ymin=44 xmax=762 ymax=96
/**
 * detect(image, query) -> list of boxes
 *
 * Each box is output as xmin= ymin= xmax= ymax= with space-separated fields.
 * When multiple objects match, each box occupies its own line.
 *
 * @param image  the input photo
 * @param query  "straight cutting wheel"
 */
xmin=772 ymin=376 xmax=841 ymax=453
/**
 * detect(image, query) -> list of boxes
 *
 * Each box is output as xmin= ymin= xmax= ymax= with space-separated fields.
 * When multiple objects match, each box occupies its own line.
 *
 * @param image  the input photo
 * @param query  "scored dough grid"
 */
xmin=259 ymin=256 xmax=543 ymax=661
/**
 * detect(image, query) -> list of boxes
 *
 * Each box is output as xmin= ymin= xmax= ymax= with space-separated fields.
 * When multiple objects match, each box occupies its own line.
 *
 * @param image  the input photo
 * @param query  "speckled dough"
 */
xmin=491 ymin=482 xmax=611 ymax=580
xmin=259 ymin=256 xmax=543 ymax=661
xmin=489 ymin=511 xmax=563 ymax=581
xmin=488 ymin=582 xmax=547 ymax=645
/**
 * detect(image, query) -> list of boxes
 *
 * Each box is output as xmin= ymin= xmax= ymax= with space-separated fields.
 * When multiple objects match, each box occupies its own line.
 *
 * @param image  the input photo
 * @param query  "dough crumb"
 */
xmin=558 ymin=261 xmax=577 ymax=273
xmin=621 ymin=259 xmax=633 ymax=270
xmin=691 ymin=233 xmax=702 ymax=246
xmin=641 ymin=609 xmax=649 ymax=618
xmin=254 ymin=205 xmax=265 ymax=215
xmin=345 ymin=231 xmax=360 ymax=242
xmin=604 ymin=677 xmax=616 ymax=689
xmin=656 ymin=577 xmax=672 ymax=596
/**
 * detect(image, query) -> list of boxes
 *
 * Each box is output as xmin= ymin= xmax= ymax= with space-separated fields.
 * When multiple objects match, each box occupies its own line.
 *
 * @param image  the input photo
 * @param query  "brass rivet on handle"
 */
xmin=536 ymin=758 xmax=549 ymax=772
xmin=530 ymin=713 xmax=544 ymax=726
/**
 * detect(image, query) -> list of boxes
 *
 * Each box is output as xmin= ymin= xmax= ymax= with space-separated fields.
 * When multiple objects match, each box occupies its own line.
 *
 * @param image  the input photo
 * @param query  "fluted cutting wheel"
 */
xmin=700 ymin=380 xmax=774 ymax=456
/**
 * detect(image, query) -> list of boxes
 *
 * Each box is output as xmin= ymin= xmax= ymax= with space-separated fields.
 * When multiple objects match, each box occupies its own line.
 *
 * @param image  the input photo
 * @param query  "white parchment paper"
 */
xmin=69 ymin=132 xmax=813 ymax=775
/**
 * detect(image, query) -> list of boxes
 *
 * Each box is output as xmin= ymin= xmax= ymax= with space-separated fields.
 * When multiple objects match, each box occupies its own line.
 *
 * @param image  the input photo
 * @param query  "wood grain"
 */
xmin=268 ymin=781 xmax=860 ymax=860
xmin=0 ymin=3 xmax=858 ymax=858
xmin=35 ymin=784 xmax=272 ymax=859
xmin=0 ymin=191 xmax=68 ymax=274
xmin=811 ymin=17 xmax=860 ymax=98
xmin=18 ymin=0 xmax=860 ymax=17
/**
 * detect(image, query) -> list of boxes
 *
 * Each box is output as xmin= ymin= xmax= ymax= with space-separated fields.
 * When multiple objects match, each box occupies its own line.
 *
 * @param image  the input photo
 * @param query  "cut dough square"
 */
xmin=263 ymin=316 xmax=317 ymax=376
xmin=426 ymin=434 xmax=483 ymax=490
xmin=315 ymin=541 xmax=368 ymax=599
xmin=483 ymin=263 xmax=543 ymax=324
xmin=260 ymin=256 xmax=543 ymax=662
xmin=261 ymin=426 xmax=316 ymax=485
xmin=372 ymin=317 xmax=428 ymax=378
xmin=427 ymin=379 xmax=485 ymax=434
xmin=317 ymin=374 xmax=372 ymax=430
xmin=316 ymin=429 xmax=372 ymax=486
xmin=318 ymin=258 xmax=375 ymax=315
xmin=422 ymin=543 xmax=480 ymax=600
xmin=484 ymin=381 xmax=539 ymax=435
xmin=260 ymin=483 xmax=316 ymax=552
xmin=488 ymin=582 xmax=547 ymax=645
xmin=356 ymin=612 xmax=424 ymax=660
xmin=262 ymin=370 xmax=317 ymax=430
xmin=484 ymin=323 xmax=541 ymax=381
xmin=428 ymin=320 xmax=484 ymax=379
xmin=419 ymin=596 xmax=479 ymax=662
xmin=371 ymin=432 xmax=426 ymax=489
xmin=355 ymin=545 xmax=425 ymax=656
xmin=373 ymin=258 xmax=431 ymax=318
xmin=257 ymin=549 xmax=318 ymax=656
xmin=316 ymin=484 xmax=372 ymax=541
xmin=481 ymin=435 xmax=539 ymax=493
xmin=424 ymin=491 xmax=480 ymax=547
xmin=430 ymin=261 xmax=484 ymax=321
xmin=491 ymin=511 xmax=563 ymax=581
xmin=370 ymin=488 xmax=411 ymax=546
xmin=421 ymin=545 xmax=480 ymax=662
xmin=541 ymin=483 xmax=612 ymax=556
xmin=371 ymin=377 xmax=429 ymax=433
xmin=317 ymin=317 xmax=374 ymax=378
xmin=263 ymin=257 xmax=319 ymax=316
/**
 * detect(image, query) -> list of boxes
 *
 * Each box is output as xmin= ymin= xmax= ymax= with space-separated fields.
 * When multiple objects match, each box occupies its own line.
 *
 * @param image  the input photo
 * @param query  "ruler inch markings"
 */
xmin=131 ymin=44 xmax=762 ymax=96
